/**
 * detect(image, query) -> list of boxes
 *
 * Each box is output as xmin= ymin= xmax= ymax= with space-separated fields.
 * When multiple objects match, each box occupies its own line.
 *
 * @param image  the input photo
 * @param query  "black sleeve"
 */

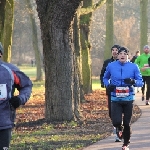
xmin=100 ymin=60 xmax=109 ymax=86
xmin=130 ymin=56 xmax=136 ymax=63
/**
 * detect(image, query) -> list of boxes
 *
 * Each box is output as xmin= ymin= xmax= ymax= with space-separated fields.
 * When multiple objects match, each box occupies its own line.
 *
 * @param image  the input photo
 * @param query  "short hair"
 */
xmin=111 ymin=45 xmax=121 ymax=51
xmin=143 ymin=45 xmax=150 ymax=49
xmin=118 ymin=47 xmax=129 ymax=55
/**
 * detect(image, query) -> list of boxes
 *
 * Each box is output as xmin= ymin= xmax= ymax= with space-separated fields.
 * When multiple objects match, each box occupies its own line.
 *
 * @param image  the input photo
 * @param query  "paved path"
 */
xmin=83 ymin=92 xmax=150 ymax=150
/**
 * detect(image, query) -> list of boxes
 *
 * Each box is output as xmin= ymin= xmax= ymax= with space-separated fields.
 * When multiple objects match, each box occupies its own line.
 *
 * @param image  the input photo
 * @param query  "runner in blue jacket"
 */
xmin=103 ymin=47 xmax=143 ymax=150
xmin=0 ymin=42 xmax=32 ymax=149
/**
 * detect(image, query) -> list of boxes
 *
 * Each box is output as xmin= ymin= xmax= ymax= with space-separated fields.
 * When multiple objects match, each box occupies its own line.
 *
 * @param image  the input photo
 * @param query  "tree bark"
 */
xmin=0 ymin=0 xmax=6 ymax=41
xmin=104 ymin=0 xmax=114 ymax=59
xmin=80 ymin=0 xmax=92 ymax=94
xmin=140 ymin=0 xmax=148 ymax=52
xmin=3 ymin=0 xmax=14 ymax=62
xmin=36 ymin=0 xmax=82 ymax=121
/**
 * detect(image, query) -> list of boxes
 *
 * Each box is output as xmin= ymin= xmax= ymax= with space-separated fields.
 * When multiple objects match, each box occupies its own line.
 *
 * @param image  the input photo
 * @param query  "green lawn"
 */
xmin=18 ymin=65 xmax=37 ymax=78
xmin=18 ymin=65 xmax=101 ymax=90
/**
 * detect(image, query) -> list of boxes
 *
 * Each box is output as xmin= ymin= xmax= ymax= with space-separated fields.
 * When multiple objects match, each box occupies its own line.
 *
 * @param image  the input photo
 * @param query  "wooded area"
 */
xmin=0 ymin=0 xmax=150 ymax=124
xmin=1 ymin=0 xmax=150 ymax=149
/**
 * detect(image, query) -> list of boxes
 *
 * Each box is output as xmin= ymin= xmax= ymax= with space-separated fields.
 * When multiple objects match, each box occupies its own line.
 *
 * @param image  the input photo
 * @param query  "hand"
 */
xmin=107 ymin=84 xmax=116 ymax=92
xmin=9 ymin=96 xmax=21 ymax=109
xmin=141 ymin=67 xmax=147 ymax=71
xmin=124 ymin=78 xmax=135 ymax=85
xmin=101 ymin=83 xmax=105 ymax=88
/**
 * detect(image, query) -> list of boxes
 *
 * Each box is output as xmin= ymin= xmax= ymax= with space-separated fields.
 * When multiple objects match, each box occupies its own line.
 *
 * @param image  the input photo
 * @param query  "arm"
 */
xmin=134 ymin=65 xmax=144 ymax=87
xmin=9 ymin=70 xmax=32 ymax=109
xmin=135 ymin=56 xmax=142 ymax=69
xmin=13 ymin=71 xmax=33 ymax=105
xmin=103 ymin=65 xmax=111 ymax=87
xmin=100 ymin=60 xmax=109 ymax=87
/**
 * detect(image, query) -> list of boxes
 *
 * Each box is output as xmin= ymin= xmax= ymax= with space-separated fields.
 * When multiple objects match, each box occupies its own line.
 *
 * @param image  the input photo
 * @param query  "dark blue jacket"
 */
xmin=0 ymin=61 xmax=32 ymax=129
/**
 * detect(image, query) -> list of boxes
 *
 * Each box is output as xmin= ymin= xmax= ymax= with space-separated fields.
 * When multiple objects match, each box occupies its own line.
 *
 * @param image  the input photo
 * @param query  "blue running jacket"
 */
xmin=103 ymin=60 xmax=143 ymax=101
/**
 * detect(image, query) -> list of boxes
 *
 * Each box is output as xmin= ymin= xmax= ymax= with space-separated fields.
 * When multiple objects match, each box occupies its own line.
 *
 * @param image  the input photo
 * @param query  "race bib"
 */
xmin=116 ymin=87 xmax=129 ymax=97
xmin=0 ymin=84 xmax=7 ymax=100
xmin=144 ymin=64 xmax=150 ymax=68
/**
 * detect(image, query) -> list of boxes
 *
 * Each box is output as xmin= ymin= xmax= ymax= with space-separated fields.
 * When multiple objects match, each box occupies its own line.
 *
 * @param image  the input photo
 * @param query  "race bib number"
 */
xmin=116 ymin=87 xmax=129 ymax=97
xmin=0 ymin=84 xmax=7 ymax=100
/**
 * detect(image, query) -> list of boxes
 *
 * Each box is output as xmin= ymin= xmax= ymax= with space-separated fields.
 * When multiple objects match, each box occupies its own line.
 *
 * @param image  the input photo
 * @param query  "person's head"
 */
xmin=117 ymin=47 xmax=129 ymax=63
xmin=143 ymin=45 xmax=150 ymax=54
xmin=0 ymin=42 xmax=4 ymax=58
xmin=111 ymin=45 xmax=121 ymax=59
xmin=135 ymin=50 xmax=140 ymax=56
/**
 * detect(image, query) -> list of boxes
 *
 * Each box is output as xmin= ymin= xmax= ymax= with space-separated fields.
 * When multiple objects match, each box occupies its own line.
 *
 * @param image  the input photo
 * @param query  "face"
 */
xmin=143 ymin=47 xmax=150 ymax=54
xmin=111 ymin=48 xmax=118 ymax=58
xmin=117 ymin=51 xmax=128 ymax=63
xmin=136 ymin=52 xmax=140 ymax=56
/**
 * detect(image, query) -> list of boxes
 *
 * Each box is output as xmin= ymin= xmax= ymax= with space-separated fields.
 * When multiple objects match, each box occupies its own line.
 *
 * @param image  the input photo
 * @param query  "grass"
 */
xmin=92 ymin=78 xmax=101 ymax=90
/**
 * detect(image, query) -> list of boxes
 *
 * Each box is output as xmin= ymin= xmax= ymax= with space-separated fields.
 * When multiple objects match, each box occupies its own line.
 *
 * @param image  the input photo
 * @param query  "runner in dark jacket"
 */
xmin=100 ymin=44 xmax=121 ymax=142
xmin=0 ymin=42 xmax=32 ymax=149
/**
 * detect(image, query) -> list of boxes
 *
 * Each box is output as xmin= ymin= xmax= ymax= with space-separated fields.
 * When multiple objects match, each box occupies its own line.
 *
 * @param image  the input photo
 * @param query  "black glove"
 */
xmin=9 ymin=96 xmax=21 ymax=109
xmin=101 ymin=83 xmax=105 ymax=88
xmin=124 ymin=78 xmax=135 ymax=85
xmin=107 ymin=84 xmax=116 ymax=92
xmin=148 ymin=57 xmax=150 ymax=67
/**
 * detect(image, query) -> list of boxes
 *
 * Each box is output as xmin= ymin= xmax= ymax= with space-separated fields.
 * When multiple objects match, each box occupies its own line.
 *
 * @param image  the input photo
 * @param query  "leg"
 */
xmin=109 ymin=98 xmax=122 ymax=142
xmin=122 ymin=101 xmax=133 ymax=146
xmin=141 ymin=76 xmax=146 ymax=101
xmin=144 ymin=76 xmax=150 ymax=104
xmin=0 ymin=128 xmax=12 ymax=150
xmin=111 ymin=102 xmax=123 ymax=133
xmin=107 ymin=93 xmax=111 ymax=119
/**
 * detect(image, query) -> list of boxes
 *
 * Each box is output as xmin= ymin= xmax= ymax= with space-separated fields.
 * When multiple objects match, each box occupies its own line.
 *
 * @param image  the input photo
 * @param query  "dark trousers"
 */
xmin=142 ymin=76 xmax=150 ymax=100
xmin=111 ymin=101 xmax=133 ymax=145
xmin=107 ymin=94 xmax=111 ymax=119
xmin=0 ymin=128 xmax=12 ymax=150
xmin=106 ymin=89 xmax=112 ymax=119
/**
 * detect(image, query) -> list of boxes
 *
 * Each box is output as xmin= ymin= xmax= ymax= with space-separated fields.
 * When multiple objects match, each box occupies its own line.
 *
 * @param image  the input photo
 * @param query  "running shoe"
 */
xmin=113 ymin=127 xmax=122 ymax=142
xmin=122 ymin=145 xmax=129 ymax=150
xmin=115 ymin=136 xmax=122 ymax=142
xmin=122 ymin=143 xmax=129 ymax=150
xmin=146 ymin=102 xmax=149 ymax=105
xmin=142 ymin=96 xmax=144 ymax=101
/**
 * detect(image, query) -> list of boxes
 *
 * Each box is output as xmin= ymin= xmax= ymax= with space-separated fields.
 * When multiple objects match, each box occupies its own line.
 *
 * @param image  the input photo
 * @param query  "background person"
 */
xmin=100 ymin=44 xmax=121 ymax=142
xmin=130 ymin=50 xmax=141 ymax=93
xmin=135 ymin=45 xmax=150 ymax=104
xmin=0 ymin=42 xmax=32 ymax=149
xmin=130 ymin=50 xmax=140 ymax=63
xmin=103 ymin=47 xmax=143 ymax=150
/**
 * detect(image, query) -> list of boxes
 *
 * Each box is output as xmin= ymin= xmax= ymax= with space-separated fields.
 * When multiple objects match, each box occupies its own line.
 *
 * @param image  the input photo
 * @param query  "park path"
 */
xmin=82 ymin=92 xmax=150 ymax=150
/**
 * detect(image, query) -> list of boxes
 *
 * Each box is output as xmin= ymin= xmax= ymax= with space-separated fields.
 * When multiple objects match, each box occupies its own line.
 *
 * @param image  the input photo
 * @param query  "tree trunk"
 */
xmin=72 ymin=9 xmax=84 ymax=119
xmin=104 ymin=0 xmax=114 ymax=59
xmin=0 ymin=0 xmax=6 ymax=41
xmin=140 ymin=0 xmax=148 ymax=52
xmin=80 ymin=0 xmax=92 ymax=94
xmin=36 ymin=0 xmax=82 ymax=121
xmin=26 ymin=0 xmax=43 ymax=81
xmin=3 ymin=0 xmax=14 ymax=62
